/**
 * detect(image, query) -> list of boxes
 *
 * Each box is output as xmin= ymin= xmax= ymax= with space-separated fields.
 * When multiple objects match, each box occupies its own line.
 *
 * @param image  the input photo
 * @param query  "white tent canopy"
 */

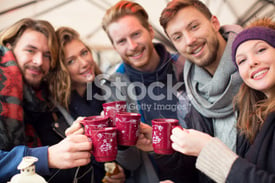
xmin=0 ymin=0 xmax=274 ymax=72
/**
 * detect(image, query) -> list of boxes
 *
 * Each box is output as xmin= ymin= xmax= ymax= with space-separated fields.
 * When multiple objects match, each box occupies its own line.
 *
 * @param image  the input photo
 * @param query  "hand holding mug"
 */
xmin=48 ymin=134 xmax=92 ymax=169
xmin=171 ymin=127 xmax=212 ymax=156
xmin=136 ymin=122 xmax=153 ymax=152
xmin=65 ymin=117 xmax=85 ymax=136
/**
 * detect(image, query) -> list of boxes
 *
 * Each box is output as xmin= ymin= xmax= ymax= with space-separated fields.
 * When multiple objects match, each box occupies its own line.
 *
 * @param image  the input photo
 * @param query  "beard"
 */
xmin=186 ymin=34 xmax=220 ymax=68
xmin=22 ymin=65 xmax=46 ymax=89
xmin=23 ymin=74 xmax=43 ymax=89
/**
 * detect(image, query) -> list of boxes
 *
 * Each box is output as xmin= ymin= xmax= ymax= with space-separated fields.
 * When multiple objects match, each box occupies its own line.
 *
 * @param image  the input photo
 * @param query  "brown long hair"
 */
xmin=49 ymin=26 xmax=102 ymax=109
xmin=234 ymin=17 xmax=275 ymax=143
xmin=0 ymin=18 xmax=58 ymax=70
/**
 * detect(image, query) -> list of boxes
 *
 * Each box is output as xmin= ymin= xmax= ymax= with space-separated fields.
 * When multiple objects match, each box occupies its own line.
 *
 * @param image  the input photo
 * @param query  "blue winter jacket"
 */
xmin=0 ymin=146 xmax=49 ymax=182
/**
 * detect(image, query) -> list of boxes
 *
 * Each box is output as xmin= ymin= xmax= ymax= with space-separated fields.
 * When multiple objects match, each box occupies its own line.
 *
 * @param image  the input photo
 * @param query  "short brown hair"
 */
xmin=102 ymin=0 xmax=150 ymax=43
xmin=160 ymin=0 xmax=212 ymax=34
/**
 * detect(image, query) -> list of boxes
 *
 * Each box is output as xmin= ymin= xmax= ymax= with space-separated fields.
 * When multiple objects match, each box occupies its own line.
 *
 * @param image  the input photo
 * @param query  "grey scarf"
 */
xmin=184 ymin=28 xmax=243 ymax=150
xmin=184 ymin=46 xmax=242 ymax=118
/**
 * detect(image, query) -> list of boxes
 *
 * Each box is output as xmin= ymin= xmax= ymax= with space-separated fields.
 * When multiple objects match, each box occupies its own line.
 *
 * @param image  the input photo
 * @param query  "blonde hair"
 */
xmin=0 ymin=18 xmax=58 ymax=70
xmin=49 ymin=26 xmax=102 ymax=109
xmin=102 ymin=0 xmax=150 ymax=43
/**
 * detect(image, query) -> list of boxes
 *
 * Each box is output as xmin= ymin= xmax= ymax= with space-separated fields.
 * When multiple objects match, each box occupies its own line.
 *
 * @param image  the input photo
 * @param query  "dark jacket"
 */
xmin=107 ymin=43 xmax=198 ymax=183
xmin=184 ymin=104 xmax=275 ymax=183
xmin=68 ymin=84 xmax=106 ymax=183
xmin=23 ymin=83 xmax=106 ymax=183
xmin=227 ymin=112 xmax=275 ymax=183
xmin=113 ymin=43 xmax=184 ymax=124
xmin=69 ymin=82 xmax=104 ymax=119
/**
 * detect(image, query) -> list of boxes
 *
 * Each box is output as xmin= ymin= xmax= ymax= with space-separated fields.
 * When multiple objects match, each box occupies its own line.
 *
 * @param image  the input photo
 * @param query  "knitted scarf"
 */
xmin=0 ymin=46 xmax=24 ymax=150
xmin=184 ymin=26 xmax=243 ymax=150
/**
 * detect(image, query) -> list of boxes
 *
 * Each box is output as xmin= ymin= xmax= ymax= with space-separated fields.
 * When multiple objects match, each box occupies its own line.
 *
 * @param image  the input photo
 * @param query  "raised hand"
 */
xmin=65 ymin=117 xmax=85 ymax=136
xmin=171 ymin=127 xmax=212 ymax=156
xmin=136 ymin=122 xmax=153 ymax=152
xmin=48 ymin=134 xmax=92 ymax=169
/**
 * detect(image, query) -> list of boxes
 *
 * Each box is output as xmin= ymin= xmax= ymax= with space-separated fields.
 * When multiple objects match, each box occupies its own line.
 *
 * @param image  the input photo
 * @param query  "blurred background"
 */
xmin=0 ymin=0 xmax=274 ymax=73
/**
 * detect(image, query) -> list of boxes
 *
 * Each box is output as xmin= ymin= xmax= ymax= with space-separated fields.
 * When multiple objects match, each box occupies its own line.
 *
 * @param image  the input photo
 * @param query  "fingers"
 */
xmin=139 ymin=122 xmax=152 ymax=140
xmin=136 ymin=134 xmax=153 ymax=151
xmin=48 ymin=134 xmax=92 ymax=169
xmin=160 ymin=180 xmax=175 ymax=183
xmin=171 ymin=127 xmax=188 ymax=143
xmin=66 ymin=134 xmax=92 ymax=151
xmin=68 ymin=150 xmax=91 ymax=161
xmin=172 ymin=126 xmax=186 ymax=136
xmin=76 ymin=116 xmax=85 ymax=121
xmin=139 ymin=122 xmax=152 ymax=132
xmin=170 ymin=127 xmax=193 ymax=155
xmin=72 ymin=157 xmax=91 ymax=167
xmin=171 ymin=141 xmax=185 ymax=154
xmin=65 ymin=117 xmax=85 ymax=136
xmin=171 ymin=128 xmax=213 ymax=156
xmin=102 ymin=165 xmax=126 ymax=183
xmin=137 ymin=134 xmax=151 ymax=146
xmin=62 ymin=150 xmax=91 ymax=167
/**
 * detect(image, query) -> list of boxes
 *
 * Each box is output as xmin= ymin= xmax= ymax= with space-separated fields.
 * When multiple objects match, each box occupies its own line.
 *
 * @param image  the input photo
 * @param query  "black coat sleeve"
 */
xmin=228 ymin=158 xmax=275 ymax=183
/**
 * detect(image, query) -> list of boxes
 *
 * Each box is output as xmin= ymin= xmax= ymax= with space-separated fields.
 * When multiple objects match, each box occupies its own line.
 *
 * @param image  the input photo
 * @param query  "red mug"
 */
xmin=115 ymin=112 xmax=141 ymax=146
xmin=102 ymin=101 xmax=127 ymax=126
xmin=81 ymin=115 xmax=109 ymax=136
xmin=152 ymin=118 xmax=179 ymax=155
xmin=88 ymin=127 xmax=117 ymax=162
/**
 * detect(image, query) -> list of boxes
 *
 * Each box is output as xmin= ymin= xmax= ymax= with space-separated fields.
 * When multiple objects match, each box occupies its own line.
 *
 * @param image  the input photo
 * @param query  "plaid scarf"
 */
xmin=0 ymin=46 xmax=24 ymax=150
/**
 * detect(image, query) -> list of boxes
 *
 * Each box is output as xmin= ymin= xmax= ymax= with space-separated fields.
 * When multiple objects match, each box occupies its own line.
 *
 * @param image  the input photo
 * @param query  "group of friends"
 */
xmin=0 ymin=0 xmax=274 ymax=183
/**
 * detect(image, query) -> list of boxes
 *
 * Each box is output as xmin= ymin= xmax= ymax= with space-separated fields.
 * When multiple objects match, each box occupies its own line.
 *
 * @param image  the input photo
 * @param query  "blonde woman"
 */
xmin=50 ymin=27 xmax=103 ymax=117
xmin=51 ymin=26 xmax=127 ymax=183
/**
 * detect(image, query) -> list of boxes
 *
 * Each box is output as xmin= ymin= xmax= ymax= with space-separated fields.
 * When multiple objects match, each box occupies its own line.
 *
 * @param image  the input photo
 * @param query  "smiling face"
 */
xmin=166 ymin=6 xmax=224 ymax=75
xmin=13 ymin=29 xmax=51 ymax=88
xmin=63 ymin=39 xmax=95 ymax=86
xmin=108 ymin=15 xmax=159 ymax=72
xmin=236 ymin=40 xmax=275 ymax=98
